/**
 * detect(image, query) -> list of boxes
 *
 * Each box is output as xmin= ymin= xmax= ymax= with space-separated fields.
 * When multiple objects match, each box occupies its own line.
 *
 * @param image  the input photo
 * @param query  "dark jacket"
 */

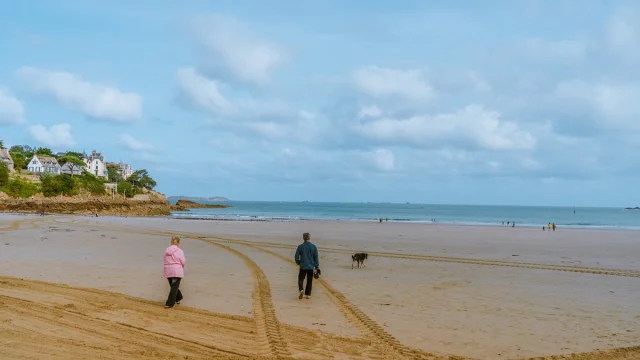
xmin=295 ymin=242 xmax=319 ymax=270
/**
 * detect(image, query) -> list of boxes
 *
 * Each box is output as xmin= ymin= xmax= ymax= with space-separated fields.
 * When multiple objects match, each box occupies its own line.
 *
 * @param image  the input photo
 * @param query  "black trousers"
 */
xmin=165 ymin=277 xmax=183 ymax=307
xmin=298 ymin=269 xmax=314 ymax=296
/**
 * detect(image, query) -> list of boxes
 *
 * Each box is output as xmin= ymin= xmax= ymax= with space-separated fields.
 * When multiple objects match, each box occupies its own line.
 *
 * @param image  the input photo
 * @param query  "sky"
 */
xmin=1 ymin=0 xmax=639 ymax=207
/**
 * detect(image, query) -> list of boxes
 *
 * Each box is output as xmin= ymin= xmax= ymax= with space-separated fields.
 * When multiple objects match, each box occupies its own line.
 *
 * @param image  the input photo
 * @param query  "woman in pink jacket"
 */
xmin=164 ymin=236 xmax=186 ymax=308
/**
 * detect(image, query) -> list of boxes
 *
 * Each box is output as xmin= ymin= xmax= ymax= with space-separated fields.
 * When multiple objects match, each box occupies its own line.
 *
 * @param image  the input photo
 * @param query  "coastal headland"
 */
xmin=0 ymin=214 xmax=638 ymax=359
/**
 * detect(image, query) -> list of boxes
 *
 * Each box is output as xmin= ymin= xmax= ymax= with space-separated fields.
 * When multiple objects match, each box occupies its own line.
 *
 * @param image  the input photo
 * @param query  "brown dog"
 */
xmin=351 ymin=253 xmax=368 ymax=269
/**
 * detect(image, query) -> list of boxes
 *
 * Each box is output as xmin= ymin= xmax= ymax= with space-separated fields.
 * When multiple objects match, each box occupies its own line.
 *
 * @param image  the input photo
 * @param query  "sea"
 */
xmin=169 ymin=201 xmax=640 ymax=230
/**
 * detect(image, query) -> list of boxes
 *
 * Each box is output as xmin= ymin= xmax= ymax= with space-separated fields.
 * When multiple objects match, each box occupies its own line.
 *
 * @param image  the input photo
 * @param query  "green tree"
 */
xmin=117 ymin=180 xmax=135 ymax=198
xmin=128 ymin=169 xmax=157 ymax=190
xmin=0 ymin=161 xmax=9 ymax=187
xmin=9 ymin=145 xmax=35 ymax=169
xmin=41 ymin=174 xmax=76 ymax=197
xmin=35 ymin=147 xmax=53 ymax=157
xmin=106 ymin=163 xmax=122 ymax=183
xmin=9 ymin=145 xmax=33 ymax=154
xmin=0 ymin=139 xmax=4 ymax=149
xmin=9 ymin=152 xmax=26 ymax=171
xmin=75 ymin=172 xmax=106 ymax=195
xmin=58 ymin=155 xmax=85 ymax=176
xmin=65 ymin=151 xmax=85 ymax=159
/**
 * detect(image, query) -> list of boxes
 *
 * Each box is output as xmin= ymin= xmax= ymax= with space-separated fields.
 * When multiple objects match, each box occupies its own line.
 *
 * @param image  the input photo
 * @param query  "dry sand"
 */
xmin=0 ymin=214 xmax=639 ymax=359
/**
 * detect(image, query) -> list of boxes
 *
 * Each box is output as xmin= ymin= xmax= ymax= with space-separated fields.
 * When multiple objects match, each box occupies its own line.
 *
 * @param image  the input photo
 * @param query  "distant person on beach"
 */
xmin=552 ymin=223 xmax=556 ymax=231
xmin=163 ymin=236 xmax=186 ymax=309
xmin=512 ymin=222 xmax=515 ymax=227
xmin=295 ymin=232 xmax=319 ymax=300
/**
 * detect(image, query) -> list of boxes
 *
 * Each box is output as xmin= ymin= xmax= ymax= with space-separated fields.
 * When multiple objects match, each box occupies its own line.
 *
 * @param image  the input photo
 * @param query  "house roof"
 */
xmin=0 ymin=149 xmax=13 ymax=163
xmin=36 ymin=155 xmax=61 ymax=167
xmin=61 ymin=163 xmax=83 ymax=171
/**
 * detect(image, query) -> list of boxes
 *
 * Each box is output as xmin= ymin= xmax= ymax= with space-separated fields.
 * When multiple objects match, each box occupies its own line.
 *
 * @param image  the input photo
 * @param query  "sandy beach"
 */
xmin=0 ymin=214 xmax=639 ymax=359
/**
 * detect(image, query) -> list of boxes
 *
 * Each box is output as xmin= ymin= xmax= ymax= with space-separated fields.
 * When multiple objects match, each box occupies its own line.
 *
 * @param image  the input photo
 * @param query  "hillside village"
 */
xmin=0 ymin=141 xmax=157 ymax=200
xmin=1 ymin=148 xmax=131 ymax=179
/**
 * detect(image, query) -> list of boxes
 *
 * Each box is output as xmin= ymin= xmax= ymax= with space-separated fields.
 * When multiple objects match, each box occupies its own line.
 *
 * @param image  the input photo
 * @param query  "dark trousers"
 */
xmin=298 ymin=269 xmax=314 ymax=296
xmin=165 ymin=277 xmax=183 ymax=307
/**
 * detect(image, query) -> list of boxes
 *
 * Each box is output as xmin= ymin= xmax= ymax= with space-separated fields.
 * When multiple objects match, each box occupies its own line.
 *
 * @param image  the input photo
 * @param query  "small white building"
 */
xmin=106 ymin=161 xmax=133 ymax=179
xmin=83 ymin=150 xmax=108 ymax=178
xmin=28 ymin=155 xmax=61 ymax=174
xmin=0 ymin=149 xmax=14 ymax=172
xmin=118 ymin=162 xmax=133 ymax=179
xmin=60 ymin=162 xmax=83 ymax=176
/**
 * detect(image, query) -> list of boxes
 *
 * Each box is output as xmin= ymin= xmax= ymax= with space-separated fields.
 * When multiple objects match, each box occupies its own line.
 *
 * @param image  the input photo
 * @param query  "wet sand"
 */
xmin=0 ymin=214 xmax=639 ymax=359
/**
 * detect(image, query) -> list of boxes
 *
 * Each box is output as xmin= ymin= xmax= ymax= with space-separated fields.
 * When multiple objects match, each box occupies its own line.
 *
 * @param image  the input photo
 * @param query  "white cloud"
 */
xmin=554 ymin=80 xmax=640 ymax=127
xmin=0 ymin=87 xmax=25 ymax=124
xmin=178 ymin=67 xmax=311 ymax=130
xmin=372 ymin=149 xmax=395 ymax=171
xmin=29 ymin=123 xmax=75 ymax=147
xmin=358 ymin=105 xmax=382 ymax=119
xmin=281 ymin=148 xmax=296 ymax=157
xmin=176 ymin=67 xmax=232 ymax=114
xmin=17 ymin=67 xmax=142 ymax=122
xmin=118 ymin=133 xmax=155 ymax=151
xmin=352 ymin=66 xmax=435 ymax=102
xmin=468 ymin=72 xmax=492 ymax=92
xmin=606 ymin=5 xmax=640 ymax=48
xmin=192 ymin=14 xmax=286 ymax=86
xmin=353 ymin=105 xmax=536 ymax=151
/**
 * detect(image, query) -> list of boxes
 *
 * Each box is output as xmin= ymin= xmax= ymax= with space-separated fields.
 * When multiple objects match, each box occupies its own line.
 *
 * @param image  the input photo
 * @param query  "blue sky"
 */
xmin=1 ymin=0 xmax=639 ymax=206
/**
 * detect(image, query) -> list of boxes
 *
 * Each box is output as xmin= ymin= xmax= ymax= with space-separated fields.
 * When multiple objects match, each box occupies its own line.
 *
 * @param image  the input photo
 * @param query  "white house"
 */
xmin=118 ymin=162 xmax=133 ymax=179
xmin=83 ymin=150 xmax=108 ymax=178
xmin=106 ymin=161 xmax=133 ymax=179
xmin=28 ymin=155 xmax=61 ymax=174
xmin=60 ymin=162 xmax=83 ymax=176
xmin=0 ymin=149 xmax=14 ymax=172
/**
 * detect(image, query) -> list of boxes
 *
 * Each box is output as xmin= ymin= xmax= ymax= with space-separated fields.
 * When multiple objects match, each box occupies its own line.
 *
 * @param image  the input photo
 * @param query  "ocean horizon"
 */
xmin=169 ymin=200 xmax=640 ymax=230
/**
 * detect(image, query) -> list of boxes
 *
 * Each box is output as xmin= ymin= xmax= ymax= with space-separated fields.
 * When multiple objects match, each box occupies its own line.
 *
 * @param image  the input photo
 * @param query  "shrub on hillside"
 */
xmin=41 ymin=173 xmax=77 ymax=197
xmin=0 ymin=161 xmax=9 ymax=187
xmin=117 ymin=180 xmax=136 ymax=198
xmin=76 ymin=172 xmax=106 ymax=195
xmin=2 ymin=178 xmax=39 ymax=198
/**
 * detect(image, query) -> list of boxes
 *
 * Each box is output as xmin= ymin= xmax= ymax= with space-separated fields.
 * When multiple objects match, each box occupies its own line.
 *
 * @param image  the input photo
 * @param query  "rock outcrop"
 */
xmin=174 ymin=200 xmax=231 ymax=209
xmin=0 ymin=198 xmax=172 ymax=216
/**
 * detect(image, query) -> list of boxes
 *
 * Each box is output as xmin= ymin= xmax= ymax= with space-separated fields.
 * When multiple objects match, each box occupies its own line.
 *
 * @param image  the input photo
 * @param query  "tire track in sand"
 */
xmin=58 ymin=219 xmax=640 ymax=278
xmin=208 ymin=237 xmax=640 ymax=278
xmin=35 ymin=219 xmax=640 ymax=360
xmin=203 ymin=237 xmax=449 ymax=360
xmin=200 ymin=239 xmax=292 ymax=359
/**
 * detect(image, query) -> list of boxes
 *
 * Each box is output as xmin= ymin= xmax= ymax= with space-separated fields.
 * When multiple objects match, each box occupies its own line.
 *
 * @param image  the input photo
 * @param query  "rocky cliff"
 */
xmin=0 ymin=198 xmax=172 ymax=216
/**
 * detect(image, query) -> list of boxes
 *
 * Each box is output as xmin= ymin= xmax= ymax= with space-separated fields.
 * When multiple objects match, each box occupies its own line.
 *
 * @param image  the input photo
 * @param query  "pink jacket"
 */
xmin=163 ymin=245 xmax=186 ymax=278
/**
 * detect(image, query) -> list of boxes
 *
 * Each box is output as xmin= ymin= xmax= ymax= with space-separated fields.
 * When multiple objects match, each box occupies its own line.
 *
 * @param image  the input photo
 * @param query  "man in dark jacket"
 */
xmin=295 ymin=232 xmax=319 ymax=299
